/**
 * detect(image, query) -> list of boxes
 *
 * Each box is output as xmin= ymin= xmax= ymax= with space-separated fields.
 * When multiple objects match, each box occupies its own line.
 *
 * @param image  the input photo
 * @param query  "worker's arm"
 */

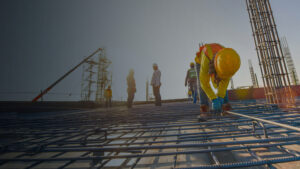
xmin=185 ymin=70 xmax=189 ymax=86
xmin=217 ymin=78 xmax=230 ymax=98
xmin=199 ymin=52 xmax=217 ymax=101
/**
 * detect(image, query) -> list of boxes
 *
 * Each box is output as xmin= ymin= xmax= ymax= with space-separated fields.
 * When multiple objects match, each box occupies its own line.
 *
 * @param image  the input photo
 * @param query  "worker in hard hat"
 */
xmin=185 ymin=62 xmax=198 ymax=103
xmin=195 ymin=43 xmax=240 ymax=119
xmin=104 ymin=86 xmax=112 ymax=108
xmin=127 ymin=69 xmax=136 ymax=108
xmin=151 ymin=63 xmax=162 ymax=106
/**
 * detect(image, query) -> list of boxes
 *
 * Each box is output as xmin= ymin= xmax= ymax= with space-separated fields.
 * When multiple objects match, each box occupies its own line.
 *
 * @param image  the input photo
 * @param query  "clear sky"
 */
xmin=1 ymin=0 xmax=300 ymax=101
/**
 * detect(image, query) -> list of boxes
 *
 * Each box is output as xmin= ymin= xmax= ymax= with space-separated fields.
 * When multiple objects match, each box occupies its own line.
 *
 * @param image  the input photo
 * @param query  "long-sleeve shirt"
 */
xmin=199 ymin=44 xmax=230 ymax=100
xmin=151 ymin=69 xmax=161 ymax=87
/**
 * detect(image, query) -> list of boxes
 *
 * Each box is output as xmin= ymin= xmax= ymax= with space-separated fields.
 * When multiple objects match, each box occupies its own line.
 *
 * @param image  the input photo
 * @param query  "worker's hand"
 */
xmin=212 ymin=98 xmax=222 ymax=112
xmin=218 ymin=97 xmax=224 ymax=105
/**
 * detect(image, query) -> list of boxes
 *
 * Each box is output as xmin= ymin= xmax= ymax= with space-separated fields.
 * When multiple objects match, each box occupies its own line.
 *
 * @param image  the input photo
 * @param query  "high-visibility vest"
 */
xmin=188 ymin=69 xmax=197 ymax=79
xmin=105 ymin=89 xmax=112 ymax=98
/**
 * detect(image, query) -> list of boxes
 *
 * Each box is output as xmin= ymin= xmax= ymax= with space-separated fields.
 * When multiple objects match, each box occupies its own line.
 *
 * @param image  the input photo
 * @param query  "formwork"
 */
xmin=1 ymin=101 xmax=300 ymax=169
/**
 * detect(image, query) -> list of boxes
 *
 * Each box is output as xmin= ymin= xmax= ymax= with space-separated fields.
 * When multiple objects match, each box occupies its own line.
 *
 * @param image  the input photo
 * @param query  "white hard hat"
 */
xmin=153 ymin=63 xmax=158 ymax=67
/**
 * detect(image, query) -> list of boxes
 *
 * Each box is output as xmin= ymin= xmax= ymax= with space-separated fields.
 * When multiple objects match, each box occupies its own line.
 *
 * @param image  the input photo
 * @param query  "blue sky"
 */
xmin=1 ymin=0 xmax=300 ymax=101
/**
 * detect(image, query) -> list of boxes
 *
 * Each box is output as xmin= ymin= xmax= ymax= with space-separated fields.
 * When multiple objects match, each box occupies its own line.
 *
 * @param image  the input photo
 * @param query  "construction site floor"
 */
xmin=1 ymin=101 xmax=300 ymax=169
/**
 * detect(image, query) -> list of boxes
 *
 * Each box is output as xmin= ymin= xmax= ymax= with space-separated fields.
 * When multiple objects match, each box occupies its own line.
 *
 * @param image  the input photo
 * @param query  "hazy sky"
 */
xmin=1 ymin=0 xmax=300 ymax=101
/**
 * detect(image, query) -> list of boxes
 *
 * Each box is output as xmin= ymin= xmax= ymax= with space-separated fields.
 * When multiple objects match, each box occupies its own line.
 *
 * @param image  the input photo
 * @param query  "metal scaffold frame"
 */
xmin=81 ymin=59 xmax=98 ymax=101
xmin=246 ymin=0 xmax=294 ymax=105
xmin=95 ymin=49 xmax=112 ymax=103
xmin=1 ymin=102 xmax=300 ymax=168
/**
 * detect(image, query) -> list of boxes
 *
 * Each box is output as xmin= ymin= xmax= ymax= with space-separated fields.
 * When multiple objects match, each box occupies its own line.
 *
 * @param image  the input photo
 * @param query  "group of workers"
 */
xmin=104 ymin=63 xmax=162 ymax=108
xmin=105 ymin=42 xmax=240 ymax=120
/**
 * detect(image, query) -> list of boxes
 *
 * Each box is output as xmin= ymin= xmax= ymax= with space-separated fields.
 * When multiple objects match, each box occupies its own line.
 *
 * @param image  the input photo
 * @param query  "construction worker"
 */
xmin=151 ymin=63 xmax=162 ymax=106
xmin=104 ymin=86 xmax=112 ymax=108
xmin=195 ymin=43 xmax=240 ymax=119
xmin=127 ymin=69 xmax=136 ymax=108
xmin=185 ymin=62 xmax=198 ymax=103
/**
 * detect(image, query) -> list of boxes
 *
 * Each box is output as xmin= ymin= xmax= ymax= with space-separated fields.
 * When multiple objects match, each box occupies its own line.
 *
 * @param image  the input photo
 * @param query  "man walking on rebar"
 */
xmin=185 ymin=62 xmax=198 ymax=103
xmin=195 ymin=43 xmax=240 ymax=120
xmin=151 ymin=63 xmax=162 ymax=106
xmin=127 ymin=69 xmax=136 ymax=108
xmin=104 ymin=86 xmax=112 ymax=108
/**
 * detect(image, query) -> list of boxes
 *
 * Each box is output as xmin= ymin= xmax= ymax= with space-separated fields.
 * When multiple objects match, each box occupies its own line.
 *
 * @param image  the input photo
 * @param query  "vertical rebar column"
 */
xmin=248 ymin=60 xmax=258 ymax=88
xmin=281 ymin=37 xmax=299 ymax=85
xmin=246 ymin=0 xmax=294 ymax=105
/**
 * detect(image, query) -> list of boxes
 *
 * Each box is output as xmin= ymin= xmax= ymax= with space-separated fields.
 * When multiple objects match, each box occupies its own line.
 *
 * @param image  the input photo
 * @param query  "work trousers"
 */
xmin=189 ymin=80 xmax=198 ymax=104
xmin=127 ymin=92 xmax=135 ymax=108
xmin=199 ymin=87 xmax=229 ymax=106
xmin=153 ymin=86 xmax=161 ymax=106
xmin=105 ymin=98 xmax=112 ymax=108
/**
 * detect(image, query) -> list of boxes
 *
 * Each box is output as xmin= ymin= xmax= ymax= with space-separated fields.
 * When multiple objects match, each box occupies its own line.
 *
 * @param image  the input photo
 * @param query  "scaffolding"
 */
xmin=246 ymin=0 xmax=294 ymax=105
xmin=95 ymin=49 xmax=112 ymax=103
xmin=248 ymin=60 xmax=259 ymax=88
xmin=80 ymin=59 xmax=98 ymax=101
xmin=281 ymin=37 xmax=299 ymax=86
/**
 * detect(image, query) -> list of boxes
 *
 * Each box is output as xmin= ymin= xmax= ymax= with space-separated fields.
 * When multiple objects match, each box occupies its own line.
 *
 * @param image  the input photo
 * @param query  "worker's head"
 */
xmin=108 ymin=85 xmax=111 ymax=89
xmin=190 ymin=62 xmax=195 ymax=68
xmin=129 ymin=69 xmax=134 ymax=75
xmin=214 ymin=48 xmax=241 ymax=79
xmin=153 ymin=63 xmax=158 ymax=70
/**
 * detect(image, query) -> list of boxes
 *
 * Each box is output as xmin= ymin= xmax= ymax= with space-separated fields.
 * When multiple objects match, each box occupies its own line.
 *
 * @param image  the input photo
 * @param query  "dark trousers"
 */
xmin=153 ymin=86 xmax=161 ymax=106
xmin=199 ymin=86 xmax=229 ymax=106
xmin=127 ymin=92 xmax=135 ymax=108
xmin=105 ymin=98 xmax=112 ymax=108
xmin=189 ymin=81 xmax=198 ymax=104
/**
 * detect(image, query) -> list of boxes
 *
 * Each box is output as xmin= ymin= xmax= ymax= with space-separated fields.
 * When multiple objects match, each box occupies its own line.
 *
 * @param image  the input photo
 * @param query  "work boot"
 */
xmin=200 ymin=104 xmax=209 ymax=112
xmin=221 ymin=111 xmax=231 ymax=117
xmin=197 ymin=112 xmax=211 ymax=122
xmin=222 ymin=103 xmax=232 ymax=111
xmin=221 ymin=110 xmax=239 ymax=119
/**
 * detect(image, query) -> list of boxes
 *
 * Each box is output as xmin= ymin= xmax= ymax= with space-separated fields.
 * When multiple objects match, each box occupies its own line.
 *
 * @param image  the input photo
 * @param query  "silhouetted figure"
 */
xmin=105 ymin=86 xmax=112 ymax=108
xmin=151 ymin=63 xmax=161 ymax=106
xmin=127 ymin=69 xmax=136 ymax=108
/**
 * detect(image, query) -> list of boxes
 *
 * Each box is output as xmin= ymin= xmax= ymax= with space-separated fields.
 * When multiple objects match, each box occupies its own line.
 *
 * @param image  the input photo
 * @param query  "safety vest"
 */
xmin=188 ymin=69 xmax=197 ymax=79
xmin=105 ymin=89 xmax=112 ymax=98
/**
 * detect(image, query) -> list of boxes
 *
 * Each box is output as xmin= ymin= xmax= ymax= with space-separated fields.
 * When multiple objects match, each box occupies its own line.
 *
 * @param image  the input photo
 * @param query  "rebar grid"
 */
xmin=1 ymin=102 xmax=300 ymax=168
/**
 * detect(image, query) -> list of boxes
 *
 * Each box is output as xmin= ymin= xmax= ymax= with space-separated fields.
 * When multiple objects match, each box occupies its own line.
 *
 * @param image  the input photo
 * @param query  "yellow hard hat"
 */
xmin=214 ymin=48 xmax=240 ymax=79
xmin=190 ymin=62 xmax=195 ymax=67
